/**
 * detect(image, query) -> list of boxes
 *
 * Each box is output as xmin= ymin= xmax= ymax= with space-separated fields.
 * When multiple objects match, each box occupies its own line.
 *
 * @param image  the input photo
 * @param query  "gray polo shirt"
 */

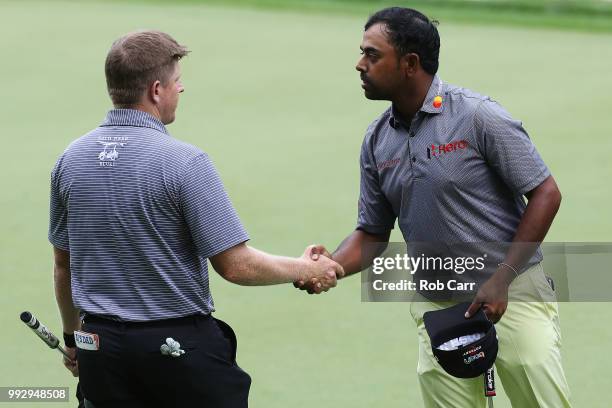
xmin=49 ymin=109 xmax=248 ymax=321
xmin=357 ymin=76 xmax=549 ymax=267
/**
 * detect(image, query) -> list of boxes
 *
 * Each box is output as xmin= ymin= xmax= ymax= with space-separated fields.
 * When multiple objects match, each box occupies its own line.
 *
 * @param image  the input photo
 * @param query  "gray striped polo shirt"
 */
xmin=49 ymin=109 xmax=248 ymax=321
xmin=358 ymin=75 xmax=549 ymax=268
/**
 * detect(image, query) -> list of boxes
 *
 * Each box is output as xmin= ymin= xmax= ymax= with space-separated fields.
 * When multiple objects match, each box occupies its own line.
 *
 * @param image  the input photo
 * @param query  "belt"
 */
xmin=82 ymin=313 xmax=211 ymax=328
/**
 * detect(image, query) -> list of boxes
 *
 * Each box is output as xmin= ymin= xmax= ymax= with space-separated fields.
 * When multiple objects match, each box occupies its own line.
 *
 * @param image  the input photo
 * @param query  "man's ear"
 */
xmin=401 ymin=53 xmax=420 ymax=78
xmin=149 ymin=80 xmax=162 ymax=104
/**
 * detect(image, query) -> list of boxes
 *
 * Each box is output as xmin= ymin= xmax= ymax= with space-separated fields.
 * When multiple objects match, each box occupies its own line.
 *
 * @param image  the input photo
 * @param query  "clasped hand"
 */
xmin=295 ymin=245 xmax=337 ymax=294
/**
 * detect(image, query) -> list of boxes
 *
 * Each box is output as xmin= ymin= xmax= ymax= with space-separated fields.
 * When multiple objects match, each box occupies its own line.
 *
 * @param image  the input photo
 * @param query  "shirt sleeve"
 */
xmin=48 ymin=164 xmax=70 ymax=251
xmin=474 ymin=99 xmax=550 ymax=195
xmin=179 ymin=154 xmax=249 ymax=259
xmin=356 ymin=133 xmax=396 ymax=234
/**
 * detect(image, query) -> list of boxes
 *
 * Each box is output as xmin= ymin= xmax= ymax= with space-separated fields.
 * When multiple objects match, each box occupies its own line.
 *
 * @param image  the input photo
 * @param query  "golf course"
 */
xmin=1 ymin=0 xmax=611 ymax=406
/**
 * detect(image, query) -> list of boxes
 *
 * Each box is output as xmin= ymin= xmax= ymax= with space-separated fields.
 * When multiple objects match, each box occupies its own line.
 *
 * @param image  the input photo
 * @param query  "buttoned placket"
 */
xmin=404 ymin=113 xmax=424 ymax=178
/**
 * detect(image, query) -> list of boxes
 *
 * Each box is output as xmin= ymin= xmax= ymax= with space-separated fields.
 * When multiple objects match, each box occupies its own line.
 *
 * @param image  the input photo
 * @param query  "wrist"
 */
xmin=63 ymin=332 xmax=76 ymax=348
xmin=496 ymin=263 xmax=518 ymax=286
xmin=296 ymin=258 xmax=312 ymax=282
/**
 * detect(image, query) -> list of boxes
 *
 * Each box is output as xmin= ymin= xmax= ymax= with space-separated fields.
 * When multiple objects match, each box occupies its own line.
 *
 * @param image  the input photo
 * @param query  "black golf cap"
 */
xmin=423 ymin=302 xmax=498 ymax=379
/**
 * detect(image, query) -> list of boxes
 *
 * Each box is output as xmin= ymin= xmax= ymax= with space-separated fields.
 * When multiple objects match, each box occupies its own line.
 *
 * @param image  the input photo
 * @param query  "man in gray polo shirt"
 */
xmin=296 ymin=7 xmax=571 ymax=408
xmin=50 ymin=30 xmax=343 ymax=407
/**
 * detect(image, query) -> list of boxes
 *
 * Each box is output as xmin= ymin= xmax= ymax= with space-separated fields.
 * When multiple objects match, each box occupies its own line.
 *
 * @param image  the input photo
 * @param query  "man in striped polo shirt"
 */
xmin=296 ymin=7 xmax=571 ymax=408
xmin=49 ymin=30 xmax=343 ymax=407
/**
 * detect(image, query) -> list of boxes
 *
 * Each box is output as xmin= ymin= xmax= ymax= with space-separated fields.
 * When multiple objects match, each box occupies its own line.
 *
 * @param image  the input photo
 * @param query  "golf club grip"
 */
xmin=20 ymin=311 xmax=60 ymax=349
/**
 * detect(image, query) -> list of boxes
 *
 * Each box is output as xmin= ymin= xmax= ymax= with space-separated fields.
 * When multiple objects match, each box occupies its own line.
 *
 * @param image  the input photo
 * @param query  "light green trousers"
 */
xmin=409 ymin=263 xmax=572 ymax=408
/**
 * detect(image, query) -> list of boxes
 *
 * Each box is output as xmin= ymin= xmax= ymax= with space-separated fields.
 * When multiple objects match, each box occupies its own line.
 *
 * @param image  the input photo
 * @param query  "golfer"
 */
xmin=297 ymin=7 xmax=571 ymax=407
xmin=49 ymin=30 xmax=343 ymax=407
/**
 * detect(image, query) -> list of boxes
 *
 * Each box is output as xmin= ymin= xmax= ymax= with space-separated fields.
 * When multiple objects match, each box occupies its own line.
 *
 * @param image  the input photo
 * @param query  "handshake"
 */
xmin=296 ymin=245 xmax=342 ymax=294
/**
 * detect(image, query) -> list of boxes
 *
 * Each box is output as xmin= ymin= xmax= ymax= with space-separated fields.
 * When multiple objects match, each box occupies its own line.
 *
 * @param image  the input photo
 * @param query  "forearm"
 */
xmin=235 ymin=246 xmax=312 ymax=285
xmin=332 ymin=229 xmax=390 ymax=277
xmin=53 ymin=265 xmax=80 ymax=334
xmin=212 ymin=244 xmax=311 ymax=286
xmin=500 ymin=176 xmax=562 ymax=282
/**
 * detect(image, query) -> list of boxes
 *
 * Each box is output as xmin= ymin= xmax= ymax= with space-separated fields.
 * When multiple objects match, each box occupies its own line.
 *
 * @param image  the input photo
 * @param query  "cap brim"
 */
xmin=423 ymin=302 xmax=490 ymax=347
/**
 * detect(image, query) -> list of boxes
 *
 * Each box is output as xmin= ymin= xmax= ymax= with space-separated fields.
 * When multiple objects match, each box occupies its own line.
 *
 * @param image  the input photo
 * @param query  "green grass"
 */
xmin=1 ymin=1 xmax=611 ymax=407
xmin=115 ymin=0 xmax=612 ymax=32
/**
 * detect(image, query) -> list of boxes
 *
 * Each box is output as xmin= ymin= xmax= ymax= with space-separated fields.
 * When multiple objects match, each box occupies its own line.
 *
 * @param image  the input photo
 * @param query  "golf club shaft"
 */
xmin=55 ymin=344 xmax=73 ymax=360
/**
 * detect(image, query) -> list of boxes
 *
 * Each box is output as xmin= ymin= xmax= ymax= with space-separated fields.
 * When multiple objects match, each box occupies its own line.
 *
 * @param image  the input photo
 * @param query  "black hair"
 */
xmin=365 ymin=7 xmax=440 ymax=75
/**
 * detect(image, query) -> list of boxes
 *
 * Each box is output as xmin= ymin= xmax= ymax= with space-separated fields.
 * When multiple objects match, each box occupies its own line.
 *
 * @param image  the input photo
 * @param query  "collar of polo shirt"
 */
xmin=101 ymin=109 xmax=170 ymax=136
xmin=389 ymin=75 xmax=446 ymax=129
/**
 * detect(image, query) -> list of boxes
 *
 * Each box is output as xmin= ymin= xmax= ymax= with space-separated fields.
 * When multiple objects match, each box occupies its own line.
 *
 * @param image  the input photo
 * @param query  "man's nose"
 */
xmin=356 ymin=57 xmax=366 ymax=72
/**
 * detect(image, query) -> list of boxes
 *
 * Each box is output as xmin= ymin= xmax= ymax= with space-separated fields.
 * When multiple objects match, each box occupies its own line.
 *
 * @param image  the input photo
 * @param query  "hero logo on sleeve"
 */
xmin=74 ymin=330 xmax=100 ymax=351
